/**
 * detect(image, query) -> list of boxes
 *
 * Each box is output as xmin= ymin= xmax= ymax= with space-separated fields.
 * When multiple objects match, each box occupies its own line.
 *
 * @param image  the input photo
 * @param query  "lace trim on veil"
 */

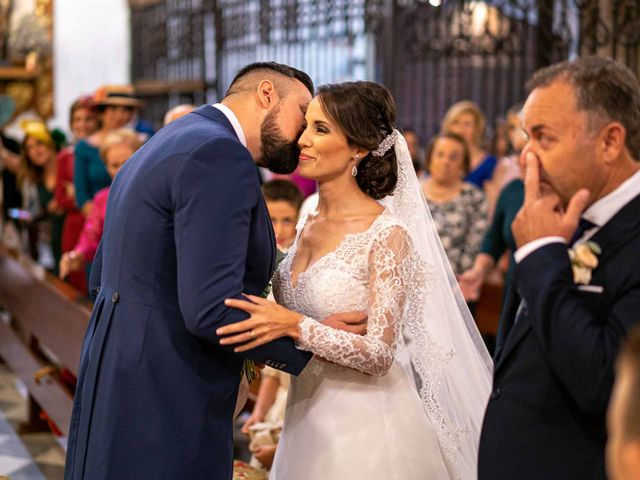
xmin=379 ymin=134 xmax=493 ymax=479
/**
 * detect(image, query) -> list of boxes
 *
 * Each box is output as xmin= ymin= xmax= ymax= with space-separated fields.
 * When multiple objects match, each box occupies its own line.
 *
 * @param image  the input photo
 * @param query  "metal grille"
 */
xmin=215 ymin=0 xmax=379 ymax=100
xmin=130 ymin=0 xmax=640 ymax=133
xmin=383 ymin=0 xmax=573 ymax=139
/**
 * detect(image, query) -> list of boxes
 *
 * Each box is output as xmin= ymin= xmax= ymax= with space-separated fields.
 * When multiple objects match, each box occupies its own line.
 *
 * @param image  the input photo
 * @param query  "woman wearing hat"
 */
xmin=17 ymin=120 xmax=66 ymax=269
xmin=73 ymin=85 xmax=141 ymax=218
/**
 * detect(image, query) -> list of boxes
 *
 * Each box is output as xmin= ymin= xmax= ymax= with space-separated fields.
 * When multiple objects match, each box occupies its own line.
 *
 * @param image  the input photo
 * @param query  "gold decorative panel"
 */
xmin=0 ymin=0 xmax=54 ymax=121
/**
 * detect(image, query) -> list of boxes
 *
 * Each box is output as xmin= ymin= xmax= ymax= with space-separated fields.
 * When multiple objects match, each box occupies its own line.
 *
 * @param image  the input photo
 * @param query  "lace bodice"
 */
xmin=273 ymin=209 xmax=419 ymax=376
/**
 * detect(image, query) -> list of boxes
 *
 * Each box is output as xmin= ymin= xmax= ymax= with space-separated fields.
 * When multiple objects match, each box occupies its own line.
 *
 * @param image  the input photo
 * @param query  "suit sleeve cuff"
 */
xmin=514 ymin=237 xmax=566 ymax=263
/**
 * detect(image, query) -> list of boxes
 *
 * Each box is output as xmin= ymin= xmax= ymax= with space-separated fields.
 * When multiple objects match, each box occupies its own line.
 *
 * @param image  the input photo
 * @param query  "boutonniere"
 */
xmin=241 ymin=248 xmax=287 ymax=383
xmin=568 ymin=241 xmax=601 ymax=285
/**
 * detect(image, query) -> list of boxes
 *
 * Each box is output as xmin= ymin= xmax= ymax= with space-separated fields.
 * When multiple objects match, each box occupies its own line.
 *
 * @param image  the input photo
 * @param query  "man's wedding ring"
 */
xmin=250 ymin=330 xmax=255 ymax=339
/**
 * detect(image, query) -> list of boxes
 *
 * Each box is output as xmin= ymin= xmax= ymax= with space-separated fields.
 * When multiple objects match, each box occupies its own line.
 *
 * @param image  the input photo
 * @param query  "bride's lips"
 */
xmin=299 ymin=153 xmax=314 ymax=162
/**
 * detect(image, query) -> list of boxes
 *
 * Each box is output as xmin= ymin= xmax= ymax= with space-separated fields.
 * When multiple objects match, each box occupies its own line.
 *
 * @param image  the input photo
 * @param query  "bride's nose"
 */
xmin=298 ymin=127 xmax=311 ymax=149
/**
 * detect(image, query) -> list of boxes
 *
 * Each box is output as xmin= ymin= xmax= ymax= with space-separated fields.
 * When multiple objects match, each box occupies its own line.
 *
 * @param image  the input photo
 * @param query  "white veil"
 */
xmin=378 ymin=132 xmax=493 ymax=479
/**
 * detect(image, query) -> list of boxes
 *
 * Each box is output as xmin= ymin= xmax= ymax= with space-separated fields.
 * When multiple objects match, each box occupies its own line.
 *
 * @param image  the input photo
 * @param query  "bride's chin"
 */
xmin=297 ymin=165 xmax=317 ymax=180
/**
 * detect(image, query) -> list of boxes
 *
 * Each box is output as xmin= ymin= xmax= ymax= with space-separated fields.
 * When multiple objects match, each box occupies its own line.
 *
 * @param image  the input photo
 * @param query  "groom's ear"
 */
xmin=256 ymin=80 xmax=279 ymax=110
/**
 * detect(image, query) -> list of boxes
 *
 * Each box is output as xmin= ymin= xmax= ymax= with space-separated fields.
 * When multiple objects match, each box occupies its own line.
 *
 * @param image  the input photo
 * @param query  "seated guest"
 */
xmin=458 ymin=105 xmax=527 ymax=308
xmin=608 ymin=324 xmax=640 ymax=480
xmin=441 ymin=100 xmax=497 ymax=190
xmin=422 ymin=132 xmax=488 ymax=279
xmin=74 ymin=85 xmax=140 ymax=217
xmin=262 ymin=179 xmax=303 ymax=251
xmin=59 ymin=129 xmax=141 ymax=278
xmin=1 ymin=95 xmax=22 ymax=230
xmin=163 ymin=104 xmax=196 ymax=126
xmin=483 ymin=104 xmax=526 ymax=216
xmin=17 ymin=121 xmax=66 ymax=270
xmin=56 ymin=95 xmax=99 ymax=292
xmin=236 ymin=180 xmax=302 ymax=472
xmin=241 ymin=366 xmax=290 ymax=472
xmin=402 ymin=126 xmax=424 ymax=176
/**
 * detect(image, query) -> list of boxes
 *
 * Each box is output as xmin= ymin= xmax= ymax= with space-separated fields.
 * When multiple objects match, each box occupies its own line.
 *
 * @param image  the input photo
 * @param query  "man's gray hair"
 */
xmin=527 ymin=56 xmax=640 ymax=161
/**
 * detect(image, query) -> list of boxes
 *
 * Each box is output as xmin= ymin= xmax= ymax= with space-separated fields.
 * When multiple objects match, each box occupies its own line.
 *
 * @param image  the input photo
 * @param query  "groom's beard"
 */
xmin=259 ymin=108 xmax=300 ymax=174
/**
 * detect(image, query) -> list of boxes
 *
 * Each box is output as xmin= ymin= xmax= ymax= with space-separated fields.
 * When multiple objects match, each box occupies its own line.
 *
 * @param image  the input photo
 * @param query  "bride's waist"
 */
xmin=296 ymin=357 xmax=412 ymax=386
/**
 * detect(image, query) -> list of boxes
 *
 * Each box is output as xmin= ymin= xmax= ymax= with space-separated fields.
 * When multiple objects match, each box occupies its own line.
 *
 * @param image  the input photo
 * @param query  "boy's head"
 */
xmin=262 ymin=179 xmax=303 ymax=250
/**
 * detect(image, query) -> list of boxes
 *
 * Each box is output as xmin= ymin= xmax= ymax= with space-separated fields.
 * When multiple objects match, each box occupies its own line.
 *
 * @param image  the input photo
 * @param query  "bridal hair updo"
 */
xmin=317 ymin=81 xmax=398 ymax=200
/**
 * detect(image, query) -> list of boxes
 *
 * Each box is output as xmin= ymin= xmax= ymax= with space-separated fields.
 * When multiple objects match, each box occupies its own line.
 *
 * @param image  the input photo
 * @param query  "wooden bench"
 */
xmin=0 ymin=249 xmax=90 ymax=436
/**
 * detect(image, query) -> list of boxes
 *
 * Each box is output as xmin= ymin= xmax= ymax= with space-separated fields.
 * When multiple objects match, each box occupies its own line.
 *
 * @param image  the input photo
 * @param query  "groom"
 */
xmin=479 ymin=56 xmax=640 ymax=479
xmin=64 ymin=62 xmax=364 ymax=480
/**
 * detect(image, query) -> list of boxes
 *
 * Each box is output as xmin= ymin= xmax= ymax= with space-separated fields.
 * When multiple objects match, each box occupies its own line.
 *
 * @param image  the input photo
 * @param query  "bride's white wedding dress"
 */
xmin=270 ymin=210 xmax=449 ymax=479
xmin=268 ymin=132 xmax=492 ymax=479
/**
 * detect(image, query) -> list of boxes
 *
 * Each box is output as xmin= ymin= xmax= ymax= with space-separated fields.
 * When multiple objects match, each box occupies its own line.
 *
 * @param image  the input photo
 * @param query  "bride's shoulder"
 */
xmin=370 ymin=210 xmax=412 ymax=244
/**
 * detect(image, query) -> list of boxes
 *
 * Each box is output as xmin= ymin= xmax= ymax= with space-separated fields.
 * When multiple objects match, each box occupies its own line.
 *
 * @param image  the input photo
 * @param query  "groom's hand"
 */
xmin=322 ymin=312 xmax=367 ymax=335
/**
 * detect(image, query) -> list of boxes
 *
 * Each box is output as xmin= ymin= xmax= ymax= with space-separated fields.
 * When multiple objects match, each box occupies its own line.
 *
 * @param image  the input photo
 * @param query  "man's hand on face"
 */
xmin=512 ymin=152 xmax=590 ymax=248
xmin=322 ymin=312 xmax=367 ymax=335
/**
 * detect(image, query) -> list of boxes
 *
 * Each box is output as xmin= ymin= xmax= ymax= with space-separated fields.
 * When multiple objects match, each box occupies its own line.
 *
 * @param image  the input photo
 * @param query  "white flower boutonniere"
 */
xmin=568 ymin=241 xmax=601 ymax=285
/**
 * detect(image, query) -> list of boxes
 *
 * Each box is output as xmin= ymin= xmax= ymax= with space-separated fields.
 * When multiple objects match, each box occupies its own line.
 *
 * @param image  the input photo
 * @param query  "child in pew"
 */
xmin=238 ymin=180 xmax=303 ymax=473
xmin=58 ymin=129 xmax=141 ymax=279
xmin=261 ymin=179 xmax=303 ymax=252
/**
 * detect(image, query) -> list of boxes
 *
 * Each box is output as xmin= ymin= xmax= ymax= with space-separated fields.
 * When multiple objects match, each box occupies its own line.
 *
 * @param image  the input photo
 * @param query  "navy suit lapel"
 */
xmin=493 ymin=284 xmax=519 ymax=362
xmin=262 ymin=197 xmax=277 ymax=279
xmin=494 ymin=300 xmax=531 ymax=372
xmin=494 ymin=191 xmax=640 ymax=374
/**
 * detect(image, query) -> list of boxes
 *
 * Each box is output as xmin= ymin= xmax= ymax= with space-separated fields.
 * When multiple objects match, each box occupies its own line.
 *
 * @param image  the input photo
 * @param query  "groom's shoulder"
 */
xmin=141 ymin=112 xmax=251 ymax=172
xmin=166 ymin=110 xmax=246 ymax=152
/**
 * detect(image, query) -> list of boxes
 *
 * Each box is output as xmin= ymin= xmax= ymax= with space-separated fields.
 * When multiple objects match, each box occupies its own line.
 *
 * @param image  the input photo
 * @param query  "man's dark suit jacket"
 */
xmin=479 ymin=192 xmax=640 ymax=479
xmin=64 ymin=105 xmax=311 ymax=480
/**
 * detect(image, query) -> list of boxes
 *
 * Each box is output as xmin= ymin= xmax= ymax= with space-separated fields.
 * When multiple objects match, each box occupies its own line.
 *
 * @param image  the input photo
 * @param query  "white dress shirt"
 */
xmin=515 ymin=167 xmax=640 ymax=262
xmin=212 ymin=103 xmax=247 ymax=148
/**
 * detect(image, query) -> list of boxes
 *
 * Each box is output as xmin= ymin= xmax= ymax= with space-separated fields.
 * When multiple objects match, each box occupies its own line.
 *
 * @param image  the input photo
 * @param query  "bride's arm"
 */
xmin=293 ymin=225 xmax=410 ymax=375
xmin=217 ymin=225 xmax=412 ymax=376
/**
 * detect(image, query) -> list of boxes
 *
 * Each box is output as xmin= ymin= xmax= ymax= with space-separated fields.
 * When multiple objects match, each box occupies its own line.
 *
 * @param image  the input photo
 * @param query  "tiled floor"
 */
xmin=0 ymin=364 xmax=65 ymax=480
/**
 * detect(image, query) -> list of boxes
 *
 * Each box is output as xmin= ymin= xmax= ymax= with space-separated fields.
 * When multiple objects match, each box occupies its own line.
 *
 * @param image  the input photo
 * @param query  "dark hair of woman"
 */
xmin=317 ymin=81 xmax=398 ymax=200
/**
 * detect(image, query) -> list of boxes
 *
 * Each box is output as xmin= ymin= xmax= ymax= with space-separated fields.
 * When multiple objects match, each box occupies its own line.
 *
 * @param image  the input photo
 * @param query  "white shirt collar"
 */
xmin=212 ymin=103 xmax=247 ymax=148
xmin=583 ymin=167 xmax=640 ymax=227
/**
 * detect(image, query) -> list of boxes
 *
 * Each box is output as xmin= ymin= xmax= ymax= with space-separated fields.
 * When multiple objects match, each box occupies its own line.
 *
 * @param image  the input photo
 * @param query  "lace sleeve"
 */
xmin=296 ymin=225 xmax=412 ymax=376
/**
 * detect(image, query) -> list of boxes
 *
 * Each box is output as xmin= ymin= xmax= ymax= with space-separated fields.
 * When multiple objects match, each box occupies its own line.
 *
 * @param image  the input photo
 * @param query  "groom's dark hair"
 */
xmin=225 ymin=62 xmax=314 ymax=98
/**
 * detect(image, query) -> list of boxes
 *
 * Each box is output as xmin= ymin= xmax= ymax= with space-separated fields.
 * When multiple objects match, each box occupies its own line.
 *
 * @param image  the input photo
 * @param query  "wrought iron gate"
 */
xmin=130 ymin=0 xmax=640 ymax=136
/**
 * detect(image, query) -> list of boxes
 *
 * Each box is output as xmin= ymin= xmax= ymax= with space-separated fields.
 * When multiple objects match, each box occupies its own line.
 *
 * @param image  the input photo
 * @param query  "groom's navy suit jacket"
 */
xmin=479 ymin=192 xmax=640 ymax=480
xmin=64 ymin=105 xmax=311 ymax=480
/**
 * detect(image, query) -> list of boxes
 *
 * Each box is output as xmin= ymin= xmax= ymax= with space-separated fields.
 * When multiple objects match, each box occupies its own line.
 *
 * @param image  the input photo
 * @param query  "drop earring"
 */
xmin=351 ymin=155 xmax=359 ymax=177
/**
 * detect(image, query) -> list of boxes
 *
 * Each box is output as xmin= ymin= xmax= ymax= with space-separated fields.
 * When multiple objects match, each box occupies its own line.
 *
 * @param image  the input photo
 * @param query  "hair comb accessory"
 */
xmin=371 ymin=129 xmax=399 ymax=158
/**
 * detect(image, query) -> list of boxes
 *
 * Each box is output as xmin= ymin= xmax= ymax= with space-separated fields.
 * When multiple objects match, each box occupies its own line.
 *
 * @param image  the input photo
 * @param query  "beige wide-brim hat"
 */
xmin=94 ymin=84 xmax=143 ymax=108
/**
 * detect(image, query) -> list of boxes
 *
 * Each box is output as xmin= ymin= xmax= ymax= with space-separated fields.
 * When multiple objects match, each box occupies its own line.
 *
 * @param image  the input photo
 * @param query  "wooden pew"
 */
xmin=0 ymin=249 xmax=90 ymax=436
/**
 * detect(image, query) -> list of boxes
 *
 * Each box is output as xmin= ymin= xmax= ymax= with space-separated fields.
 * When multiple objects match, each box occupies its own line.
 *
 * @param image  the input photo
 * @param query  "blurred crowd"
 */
xmin=0 ymin=83 xmax=525 ymax=324
xmin=0 ymin=86 xmax=529 ymax=477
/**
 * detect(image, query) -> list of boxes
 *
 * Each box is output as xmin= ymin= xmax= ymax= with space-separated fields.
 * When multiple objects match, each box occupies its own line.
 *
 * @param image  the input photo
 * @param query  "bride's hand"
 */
xmin=218 ymin=294 xmax=304 ymax=352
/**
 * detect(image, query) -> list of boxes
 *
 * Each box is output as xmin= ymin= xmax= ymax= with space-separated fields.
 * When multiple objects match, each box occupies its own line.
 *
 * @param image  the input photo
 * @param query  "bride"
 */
xmin=218 ymin=81 xmax=492 ymax=479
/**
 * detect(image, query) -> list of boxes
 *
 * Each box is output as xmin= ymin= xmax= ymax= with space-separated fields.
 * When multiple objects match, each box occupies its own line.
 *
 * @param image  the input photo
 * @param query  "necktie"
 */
xmin=569 ymin=218 xmax=597 ymax=246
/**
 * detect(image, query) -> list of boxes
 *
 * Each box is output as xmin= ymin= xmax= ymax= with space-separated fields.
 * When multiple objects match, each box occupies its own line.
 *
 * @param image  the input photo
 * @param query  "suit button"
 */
xmin=111 ymin=292 xmax=120 ymax=303
xmin=490 ymin=388 xmax=501 ymax=399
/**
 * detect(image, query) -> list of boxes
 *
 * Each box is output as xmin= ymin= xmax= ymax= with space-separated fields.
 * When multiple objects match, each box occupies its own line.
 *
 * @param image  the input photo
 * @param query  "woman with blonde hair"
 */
xmin=441 ymin=100 xmax=496 ymax=190
xmin=17 ymin=120 xmax=66 ymax=268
